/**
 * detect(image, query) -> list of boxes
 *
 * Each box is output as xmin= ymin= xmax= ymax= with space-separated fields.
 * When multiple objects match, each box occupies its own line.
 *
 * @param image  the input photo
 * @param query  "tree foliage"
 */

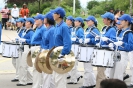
xmin=87 ymin=1 xmax=99 ymax=10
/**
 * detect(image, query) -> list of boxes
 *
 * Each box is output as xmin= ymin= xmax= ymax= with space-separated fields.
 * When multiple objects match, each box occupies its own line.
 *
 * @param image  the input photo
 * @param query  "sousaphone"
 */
xmin=47 ymin=46 xmax=75 ymax=74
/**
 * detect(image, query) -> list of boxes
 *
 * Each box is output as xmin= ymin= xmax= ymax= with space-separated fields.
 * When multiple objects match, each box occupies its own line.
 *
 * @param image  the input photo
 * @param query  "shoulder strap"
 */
xmin=123 ymin=30 xmax=133 ymax=37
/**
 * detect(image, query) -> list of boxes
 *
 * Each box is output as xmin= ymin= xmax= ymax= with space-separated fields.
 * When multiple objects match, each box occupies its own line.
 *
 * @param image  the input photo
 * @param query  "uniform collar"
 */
xmin=37 ymin=24 xmax=43 ymax=29
xmin=57 ymin=20 xmax=64 ymax=27
xmin=47 ymin=25 xmax=53 ymax=30
xmin=122 ymin=27 xmax=130 ymax=31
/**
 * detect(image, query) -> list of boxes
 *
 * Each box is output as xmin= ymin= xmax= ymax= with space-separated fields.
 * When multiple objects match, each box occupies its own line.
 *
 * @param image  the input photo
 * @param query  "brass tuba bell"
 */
xmin=48 ymin=46 xmax=75 ymax=74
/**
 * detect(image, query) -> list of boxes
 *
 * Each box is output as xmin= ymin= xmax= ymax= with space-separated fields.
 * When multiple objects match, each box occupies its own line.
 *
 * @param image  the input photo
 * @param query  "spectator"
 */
xmin=11 ymin=4 xmax=19 ymax=21
xmin=6 ymin=15 xmax=16 ymax=30
xmin=100 ymin=79 xmax=127 ymax=88
xmin=0 ymin=5 xmax=9 ymax=30
xmin=19 ymin=3 xmax=29 ymax=18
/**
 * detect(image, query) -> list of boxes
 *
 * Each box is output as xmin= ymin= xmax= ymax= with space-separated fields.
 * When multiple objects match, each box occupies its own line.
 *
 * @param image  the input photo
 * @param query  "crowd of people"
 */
xmin=0 ymin=4 xmax=29 ymax=30
xmin=0 ymin=3 xmax=133 ymax=88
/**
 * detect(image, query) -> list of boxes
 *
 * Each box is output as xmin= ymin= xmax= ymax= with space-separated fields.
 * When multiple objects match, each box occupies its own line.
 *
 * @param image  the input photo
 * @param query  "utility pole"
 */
xmin=73 ymin=0 xmax=75 ymax=15
xmin=38 ymin=0 xmax=41 ymax=13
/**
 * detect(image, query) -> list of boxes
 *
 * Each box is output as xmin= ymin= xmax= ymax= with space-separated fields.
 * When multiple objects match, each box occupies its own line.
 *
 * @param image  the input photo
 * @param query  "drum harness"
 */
xmin=113 ymin=29 xmax=133 ymax=62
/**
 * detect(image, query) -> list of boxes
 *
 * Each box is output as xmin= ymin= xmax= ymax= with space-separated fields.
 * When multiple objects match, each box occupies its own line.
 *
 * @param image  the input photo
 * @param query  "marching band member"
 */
xmin=11 ymin=18 xmax=25 ymax=82
xmin=79 ymin=16 xmax=100 ymax=88
xmin=67 ymin=17 xmax=84 ymax=84
xmin=30 ymin=14 xmax=46 ymax=88
xmin=95 ymin=12 xmax=116 ymax=88
xmin=52 ymin=7 xmax=71 ymax=88
xmin=127 ymin=18 xmax=133 ymax=87
xmin=109 ymin=14 xmax=133 ymax=81
xmin=16 ymin=18 xmax=34 ymax=86
xmin=41 ymin=12 xmax=55 ymax=88
xmin=65 ymin=15 xmax=74 ymax=79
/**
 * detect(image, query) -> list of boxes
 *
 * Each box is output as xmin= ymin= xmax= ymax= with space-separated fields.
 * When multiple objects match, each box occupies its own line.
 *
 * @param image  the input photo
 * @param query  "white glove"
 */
xmin=101 ymin=37 xmax=108 ymax=41
xmin=58 ymin=54 xmax=64 ymax=62
xmin=109 ymin=43 xmax=114 ymax=48
xmin=84 ymin=38 xmax=90 ymax=44
xmin=19 ymin=38 xmax=26 ymax=42
xmin=114 ymin=41 xmax=123 ymax=46
xmin=95 ymin=36 xmax=100 ymax=41
xmin=79 ymin=39 xmax=83 ymax=43
xmin=71 ymin=38 xmax=76 ymax=41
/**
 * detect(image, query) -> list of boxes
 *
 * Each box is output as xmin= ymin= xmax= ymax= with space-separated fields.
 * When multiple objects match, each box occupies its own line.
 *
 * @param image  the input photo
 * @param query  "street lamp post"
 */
xmin=73 ymin=0 xmax=75 ymax=15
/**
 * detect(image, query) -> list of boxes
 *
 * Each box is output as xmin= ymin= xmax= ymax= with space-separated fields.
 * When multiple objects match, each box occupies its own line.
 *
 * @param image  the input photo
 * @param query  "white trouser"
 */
xmin=12 ymin=51 xmax=21 ymax=79
xmin=129 ymin=51 xmax=133 ymax=84
xmin=42 ymin=72 xmax=55 ymax=88
xmin=69 ymin=59 xmax=82 ymax=83
xmin=53 ymin=71 xmax=67 ymax=88
xmin=83 ymin=63 xmax=96 ymax=86
xmin=31 ymin=46 xmax=42 ymax=88
xmin=19 ymin=45 xmax=33 ymax=84
xmin=67 ymin=72 xmax=71 ymax=77
xmin=105 ymin=68 xmax=111 ymax=78
xmin=109 ymin=51 xmax=128 ymax=80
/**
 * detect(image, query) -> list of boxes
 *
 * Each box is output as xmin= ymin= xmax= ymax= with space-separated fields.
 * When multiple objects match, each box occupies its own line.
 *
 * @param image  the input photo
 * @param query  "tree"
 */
xmin=87 ymin=1 xmax=99 ymax=10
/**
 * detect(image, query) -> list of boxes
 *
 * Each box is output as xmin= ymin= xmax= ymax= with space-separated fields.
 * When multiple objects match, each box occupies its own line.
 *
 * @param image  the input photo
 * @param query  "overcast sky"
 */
xmin=0 ymin=0 xmax=105 ymax=8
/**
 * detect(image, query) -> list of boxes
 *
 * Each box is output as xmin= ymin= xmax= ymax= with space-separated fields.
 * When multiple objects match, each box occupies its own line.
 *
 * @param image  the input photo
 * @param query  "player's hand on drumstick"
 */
xmin=101 ymin=37 xmax=108 ymax=41
xmin=95 ymin=35 xmax=100 ymax=41
xmin=114 ymin=41 xmax=123 ymax=46
xmin=71 ymin=37 xmax=76 ymax=41
xmin=84 ymin=38 xmax=90 ymax=44
xmin=19 ymin=38 xmax=26 ymax=43
xmin=79 ymin=38 xmax=83 ymax=43
xmin=58 ymin=54 xmax=65 ymax=62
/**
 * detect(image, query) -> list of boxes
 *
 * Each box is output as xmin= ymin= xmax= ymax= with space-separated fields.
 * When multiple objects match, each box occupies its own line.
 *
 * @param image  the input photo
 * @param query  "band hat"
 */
xmin=45 ymin=12 xmax=54 ymax=22
xmin=26 ymin=18 xmax=35 ymax=24
xmin=53 ymin=7 xmax=66 ymax=18
xmin=85 ymin=15 xmax=97 ymax=23
xmin=101 ymin=12 xmax=115 ymax=20
xmin=66 ymin=16 xmax=74 ymax=22
xmin=118 ymin=14 xmax=132 ymax=24
xmin=16 ymin=18 xmax=25 ymax=23
xmin=13 ymin=4 xmax=17 ymax=6
xmin=34 ymin=14 xmax=44 ymax=21
xmin=74 ymin=17 xmax=84 ymax=23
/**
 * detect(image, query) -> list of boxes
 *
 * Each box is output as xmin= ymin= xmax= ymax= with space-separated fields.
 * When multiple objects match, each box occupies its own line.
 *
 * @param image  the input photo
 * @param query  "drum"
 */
xmin=0 ymin=41 xmax=3 ymax=54
xmin=91 ymin=48 xmax=114 ymax=68
xmin=78 ymin=45 xmax=94 ymax=63
xmin=71 ymin=44 xmax=79 ymax=59
xmin=19 ymin=43 xmax=30 ymax=52
xmin=2 ymin=41 xmax=19 ymax=58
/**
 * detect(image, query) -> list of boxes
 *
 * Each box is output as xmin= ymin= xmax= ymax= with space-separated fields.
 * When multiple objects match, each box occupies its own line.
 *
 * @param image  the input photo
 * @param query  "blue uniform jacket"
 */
xmin=31 ymin=25 xmax=46 ymax=47
xmin=17 ymin=27 xmax=25 ymax=37
xmin=42 ymin=26 xmax=55 ymax=49
xmin=85 ymin=27 xmax=100 ymax=45
xmin=21 ymin=29 xmax=34 ymax=44
xmin=54 ymin=21 xmax=71 ymax=55
xmin=117 ymin=28 xmax=133 ymax=52
xmin=100 ymin=26 xmax=116 ymax=46
xmin=71 ymin=27 xmax=84 ymax=44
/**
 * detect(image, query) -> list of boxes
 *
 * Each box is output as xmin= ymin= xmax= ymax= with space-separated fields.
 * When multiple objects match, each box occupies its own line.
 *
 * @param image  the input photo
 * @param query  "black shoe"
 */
xmin=16 ymin=83 xmax=26 ymax=86
xmin=67 ymin=76 xmax=71 ymax=79
xmin=127 ymin=84 xmax=133 ymax=87
xmin=27 ymin=83 xmax=33 ymax=85
xmin=11 ymin=79 xmax=19 ymax=82
xmin=67 ymin=82 xmax=77 ymax=84
xmin=123 ymin=74 xmax=130 ymax=80
xmin=77 ymin=76 xmax=83 ymax=82
xmin=79 ymin=85 xmax=96 ymax=88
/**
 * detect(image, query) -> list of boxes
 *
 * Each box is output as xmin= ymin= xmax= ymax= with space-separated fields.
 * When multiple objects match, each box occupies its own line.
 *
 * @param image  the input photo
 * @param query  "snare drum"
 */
xmin=2 ymin=41 xmax=19 ymax=58
xmin=71 ymin=44 xmax=79 ymax=58
xmin=78 ymin=45 xmax=94 ymax=63
xmin=0 ymin=41 xmax=3 ymax=54
xmin=91 ymin=48 xmax=114 ymax=68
